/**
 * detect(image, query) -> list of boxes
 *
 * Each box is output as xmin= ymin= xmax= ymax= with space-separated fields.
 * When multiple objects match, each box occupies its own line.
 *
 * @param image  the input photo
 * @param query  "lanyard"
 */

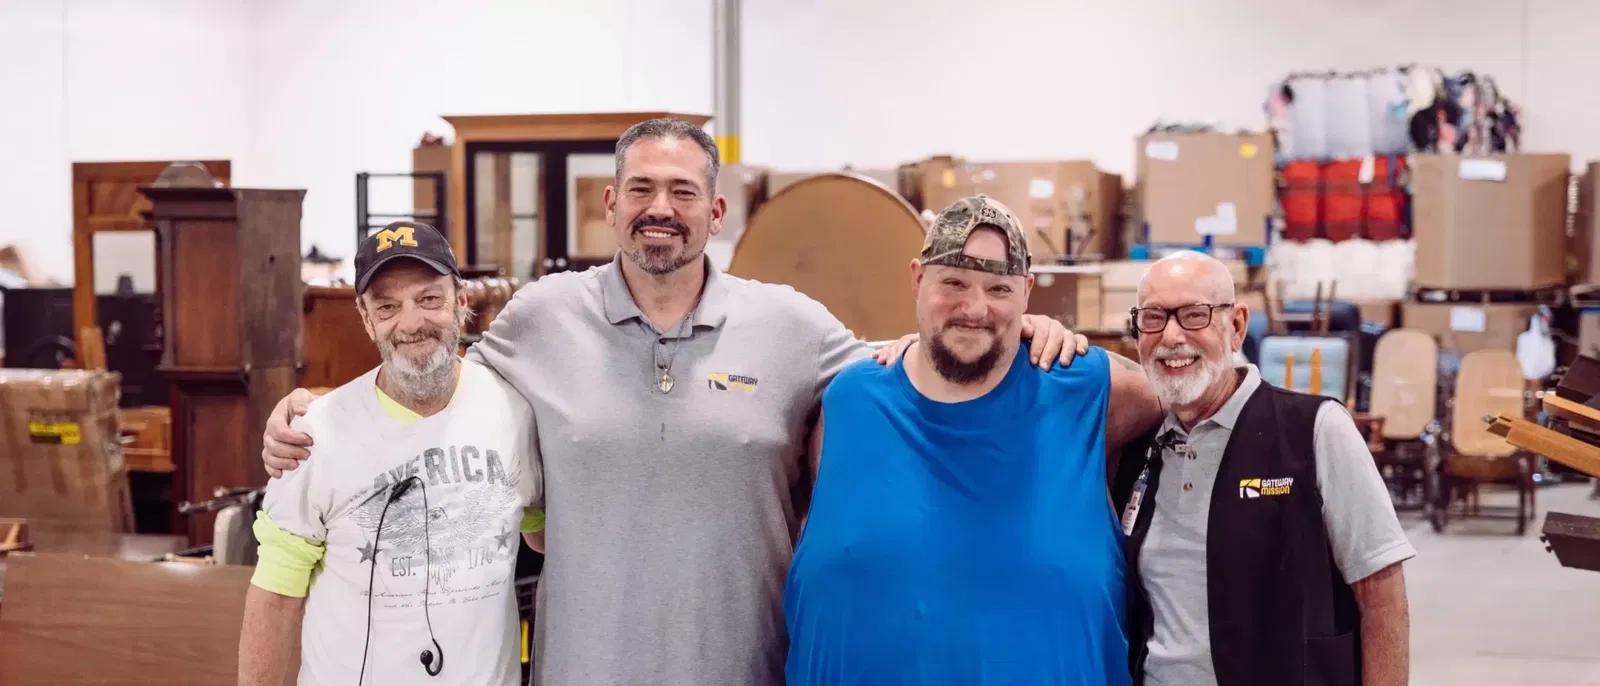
xmin=1120 ymin=462 xmax=1152 ymax=536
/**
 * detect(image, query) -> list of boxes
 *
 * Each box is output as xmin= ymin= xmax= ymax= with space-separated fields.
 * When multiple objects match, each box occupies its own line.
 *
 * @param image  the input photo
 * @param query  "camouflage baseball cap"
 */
xmin=918 ymin=195 xmax=1030 ymax=277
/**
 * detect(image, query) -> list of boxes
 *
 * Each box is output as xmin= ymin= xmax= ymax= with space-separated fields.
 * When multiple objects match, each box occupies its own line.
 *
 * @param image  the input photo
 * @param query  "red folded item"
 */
xmin=1280 ymin=160 xmax=1320 ymax=242
xmin=1363 ymin=156 xmax=1406 ymax=241
xmin=1322 ymin=160 xmax=1364 ymax=242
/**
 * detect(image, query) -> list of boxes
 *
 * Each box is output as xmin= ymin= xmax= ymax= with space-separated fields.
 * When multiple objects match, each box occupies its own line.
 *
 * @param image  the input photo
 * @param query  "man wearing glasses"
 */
xmin=1110 ymin=251 xmax=1414 ymax=686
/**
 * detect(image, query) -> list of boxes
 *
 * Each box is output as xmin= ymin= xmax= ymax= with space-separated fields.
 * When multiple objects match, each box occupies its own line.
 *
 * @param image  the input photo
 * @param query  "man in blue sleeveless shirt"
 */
xmin=785 ymin=196 xmax=1164 ymax=685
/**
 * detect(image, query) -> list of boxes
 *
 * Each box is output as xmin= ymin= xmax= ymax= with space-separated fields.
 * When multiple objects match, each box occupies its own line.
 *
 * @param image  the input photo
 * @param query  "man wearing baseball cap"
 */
xmin=239 ymin=221 xmax=541 ymax=686
xmin=784 ymin=196 xmax=1163 ymax=685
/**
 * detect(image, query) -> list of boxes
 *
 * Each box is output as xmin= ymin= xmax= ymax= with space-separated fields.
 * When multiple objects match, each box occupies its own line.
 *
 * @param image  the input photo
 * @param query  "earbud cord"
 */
xmin=420 ymin=479 xmax=445 ymax=676
xmin=357 ymin=492 xmax=399 ymax=686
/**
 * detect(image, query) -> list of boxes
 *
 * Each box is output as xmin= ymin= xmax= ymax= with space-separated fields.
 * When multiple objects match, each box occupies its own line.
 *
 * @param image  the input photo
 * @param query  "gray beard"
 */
xmin=378 ymin=328 xmax=460 ymax=402
xmin=627 ymin=242 xmax=701 ymax=276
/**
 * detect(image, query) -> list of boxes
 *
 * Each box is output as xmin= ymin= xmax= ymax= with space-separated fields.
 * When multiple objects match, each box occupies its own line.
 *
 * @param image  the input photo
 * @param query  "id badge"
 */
xmin=1120 ymin=464 xmax=1151 ymax=536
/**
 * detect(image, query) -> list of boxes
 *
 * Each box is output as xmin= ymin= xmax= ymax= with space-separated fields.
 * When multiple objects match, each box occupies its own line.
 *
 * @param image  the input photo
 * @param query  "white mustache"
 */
xmin=1152 ymin=345 xmax=1202 ymax=361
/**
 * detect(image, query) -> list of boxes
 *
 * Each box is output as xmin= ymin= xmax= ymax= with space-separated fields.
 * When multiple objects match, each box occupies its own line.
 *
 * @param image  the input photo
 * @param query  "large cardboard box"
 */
xmin=1136 ymin=132 xmax=1274 ymax=247
xmin=1026 ymin=266 xmax=1101 ymax=330
xmin=1401 ymin=302 xmax=1539 ymax=354
xmin=909 ymin=157 xmax=1123 ymax=262
xmin=1411 ymin=153 xmax=1570 ymax=290
xmin=0 ymin=370 xmax=130 ymax=535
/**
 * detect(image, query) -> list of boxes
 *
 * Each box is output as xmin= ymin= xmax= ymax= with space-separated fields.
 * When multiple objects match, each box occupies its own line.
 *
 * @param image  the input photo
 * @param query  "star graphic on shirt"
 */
xmin=358 ymin=539 xmax=381 ymax=563
xmin=494 ymin=524 xmax=514 ymax=551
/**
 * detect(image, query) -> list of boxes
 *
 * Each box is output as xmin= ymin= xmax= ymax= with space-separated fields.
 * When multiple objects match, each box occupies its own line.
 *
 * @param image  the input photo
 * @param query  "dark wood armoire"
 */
xmin=138 ymin=185 xmax=306 ymax=545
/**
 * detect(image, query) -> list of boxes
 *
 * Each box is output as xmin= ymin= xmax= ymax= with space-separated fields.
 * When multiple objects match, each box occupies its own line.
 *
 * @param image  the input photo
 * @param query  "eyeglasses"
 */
xmin=1129 ymin=303 xmax=1234 ymax=334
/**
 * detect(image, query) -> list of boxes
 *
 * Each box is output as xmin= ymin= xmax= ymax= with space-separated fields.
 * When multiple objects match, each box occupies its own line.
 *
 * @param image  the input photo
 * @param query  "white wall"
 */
xmin=248 ymin=0 xmax=712 ymax=274
xmin=0 ymin=0 xmax=254 ymax=286
xmin=8 ymin=0 xmax=1600 ymax=285
xmin=741 ymin=0 xmax=1592 ymax=177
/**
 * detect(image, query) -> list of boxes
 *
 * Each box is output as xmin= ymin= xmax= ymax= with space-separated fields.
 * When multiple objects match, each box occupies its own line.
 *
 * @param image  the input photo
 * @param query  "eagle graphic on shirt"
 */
xmin=347 ymin=476 xmax=522 ymax=593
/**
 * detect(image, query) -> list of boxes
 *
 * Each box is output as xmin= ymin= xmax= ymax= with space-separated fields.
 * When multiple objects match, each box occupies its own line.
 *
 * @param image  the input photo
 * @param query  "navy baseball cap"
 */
xmin=354 ymin=221 xmax=459 ymax=294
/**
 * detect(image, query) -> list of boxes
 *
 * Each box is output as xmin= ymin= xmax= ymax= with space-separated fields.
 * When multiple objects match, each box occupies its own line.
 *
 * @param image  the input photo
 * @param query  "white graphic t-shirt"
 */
xmin=264 ymin=360 xmax=540 ymax=686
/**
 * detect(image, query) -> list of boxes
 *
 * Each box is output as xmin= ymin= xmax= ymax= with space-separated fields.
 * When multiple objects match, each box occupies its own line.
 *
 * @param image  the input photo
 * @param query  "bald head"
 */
xmin=1137 ymin=251 xmax=1234 ymax=305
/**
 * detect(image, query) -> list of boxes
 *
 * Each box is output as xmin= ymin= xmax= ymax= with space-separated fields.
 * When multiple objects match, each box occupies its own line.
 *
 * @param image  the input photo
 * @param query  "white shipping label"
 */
xmin=1458 ymin=159 xmax=1507 ymax=182
xmin=1450 ymin=306 xmax=1488 ymax=332
xmin=1029 ymin=178 xmax=1056 ymax=199
xmin=1195 ymin=202 xmax=1239 ymax=236
xmin=1145 ymin=141 xmax=1179 ymax=161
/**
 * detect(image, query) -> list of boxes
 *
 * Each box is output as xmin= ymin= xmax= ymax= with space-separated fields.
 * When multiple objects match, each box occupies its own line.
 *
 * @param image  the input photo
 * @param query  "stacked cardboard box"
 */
xmin=1136 ymin=131 xmax=1275 ymax=247
xmin=0 ymin=370 xmax=131 ymax=536
xmin=904 ymin=156 xmax=1123 ymax=263
xmin=1401 ymin=302 xmax=1542 ymax=355
xmin=1411 ymin=153 xmax=1570 ymax=291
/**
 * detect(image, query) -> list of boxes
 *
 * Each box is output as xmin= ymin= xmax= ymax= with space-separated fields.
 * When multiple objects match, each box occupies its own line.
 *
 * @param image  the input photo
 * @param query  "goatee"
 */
xmin=928 ymin=331 xmax=1003 ymax=385
xmin=628 ymin=215 xmax=699 ymax=276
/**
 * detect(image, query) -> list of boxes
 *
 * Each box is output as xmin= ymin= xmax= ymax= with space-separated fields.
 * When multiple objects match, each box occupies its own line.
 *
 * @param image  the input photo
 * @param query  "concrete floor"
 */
xmin=1407 ymin=482 xmax=1600 ymax=686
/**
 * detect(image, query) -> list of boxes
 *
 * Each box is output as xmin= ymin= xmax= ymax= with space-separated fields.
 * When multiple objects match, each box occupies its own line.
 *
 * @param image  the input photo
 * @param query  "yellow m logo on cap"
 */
xmin=374 ymin=226 xmax=419 ymax=252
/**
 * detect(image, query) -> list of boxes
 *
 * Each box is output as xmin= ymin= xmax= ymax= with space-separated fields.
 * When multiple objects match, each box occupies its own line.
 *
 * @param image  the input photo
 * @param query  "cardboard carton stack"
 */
xmin=905 ymin=156 xmax=1124 ymax=264
xmin=1404 ymin=153 xmax=1571 ymax=354
xmin=1135 ymin=131 xmax=1275 ymax=248
xmin=1411 ymin=153 xmax=1570 ymax=292
xmin=0 ymin=370 xmax=132 ymax=537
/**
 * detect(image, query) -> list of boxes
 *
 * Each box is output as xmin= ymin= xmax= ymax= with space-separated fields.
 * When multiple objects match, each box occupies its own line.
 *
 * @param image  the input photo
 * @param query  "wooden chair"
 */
xmin=1358 ymin=328 xmax=1441 ymax=510
xmin=1430 ymin=349 xmax=1537 ymax=534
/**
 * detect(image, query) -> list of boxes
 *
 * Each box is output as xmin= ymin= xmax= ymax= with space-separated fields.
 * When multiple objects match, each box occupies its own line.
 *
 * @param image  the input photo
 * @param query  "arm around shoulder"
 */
xmin=1104 ymin=350 xmax=1163 ymax=452
xmin=465 ymin=279 xmax=553 ymax=368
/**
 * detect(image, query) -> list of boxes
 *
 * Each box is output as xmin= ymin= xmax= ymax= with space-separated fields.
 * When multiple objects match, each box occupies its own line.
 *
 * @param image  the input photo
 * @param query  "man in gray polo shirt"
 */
xmin=258 ymin=118 xmax=1083 ymax=686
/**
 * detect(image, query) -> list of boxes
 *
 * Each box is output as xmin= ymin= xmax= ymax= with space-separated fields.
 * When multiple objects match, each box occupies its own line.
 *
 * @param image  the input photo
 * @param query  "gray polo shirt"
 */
xmin=465 ymin=256 xmax=870 ymax=686
xmin=1139 ymin=364 xmax=1417 ymax=686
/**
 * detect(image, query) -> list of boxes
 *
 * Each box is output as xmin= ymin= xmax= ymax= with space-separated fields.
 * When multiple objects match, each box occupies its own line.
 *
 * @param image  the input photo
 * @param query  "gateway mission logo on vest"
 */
xmin=706 ymin=372 xmax=758 ymax=392
xmin=1239 ymin=477 xmax=1294 ymax=498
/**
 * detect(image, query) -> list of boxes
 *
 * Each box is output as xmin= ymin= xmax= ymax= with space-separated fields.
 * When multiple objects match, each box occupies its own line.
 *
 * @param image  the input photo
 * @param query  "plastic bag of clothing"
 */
xmin=1279 ymin=75 xmax=1329 ymax=162
xmin=1367 ymin=68 xmax=1412 ymax=155
xmin=1324 ymin=74 xmax=1374 ymax=160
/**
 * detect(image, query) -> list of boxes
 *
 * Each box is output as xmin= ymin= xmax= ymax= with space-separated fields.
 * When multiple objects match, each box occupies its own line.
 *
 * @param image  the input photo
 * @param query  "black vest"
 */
xmin=1111 ymin=382 xmax=1362 ymax=686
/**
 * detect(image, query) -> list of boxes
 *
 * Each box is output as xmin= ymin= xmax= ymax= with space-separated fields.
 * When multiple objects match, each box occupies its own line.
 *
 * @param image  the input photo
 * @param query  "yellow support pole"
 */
xmin=1309 ymin=348 xmax=1323 ymax=396
xmin=716 ymin=135 xmax=741 ymax=164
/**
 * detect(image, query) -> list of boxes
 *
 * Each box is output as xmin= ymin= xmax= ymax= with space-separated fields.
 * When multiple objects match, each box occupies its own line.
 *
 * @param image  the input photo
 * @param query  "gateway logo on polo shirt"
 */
xmin=706 ymin=372 xmax=758 ymax=392
xmin=1239 ymin=477 xmax=1294 ymax=498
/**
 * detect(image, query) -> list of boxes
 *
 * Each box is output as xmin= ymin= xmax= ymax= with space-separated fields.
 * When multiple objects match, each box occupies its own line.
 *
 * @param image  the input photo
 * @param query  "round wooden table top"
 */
xmin=727 ymin=173 xmax=926 ymax=342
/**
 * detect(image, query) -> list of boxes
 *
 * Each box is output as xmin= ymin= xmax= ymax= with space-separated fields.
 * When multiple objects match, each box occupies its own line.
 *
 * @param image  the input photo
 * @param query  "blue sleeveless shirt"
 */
xmin=784 ymin=344 xmax=1130 ymax=686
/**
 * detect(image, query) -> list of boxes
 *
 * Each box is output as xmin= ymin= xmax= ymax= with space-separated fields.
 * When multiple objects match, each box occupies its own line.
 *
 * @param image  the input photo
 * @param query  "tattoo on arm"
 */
xmin=1108 ymin=351 xmax=1143 ymax=373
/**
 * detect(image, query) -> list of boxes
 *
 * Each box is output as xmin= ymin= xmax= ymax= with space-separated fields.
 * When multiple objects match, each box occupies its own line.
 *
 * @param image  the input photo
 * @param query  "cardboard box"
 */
xmin=0 ymin=370 xmax=130 ymax=535
xmin=1026 ymin=267 xmax=1101 ymax=330
xmin=908 ymin=156 xmax=1123 ymax=262
xmin=1136 ymin=132 xmax=1274 ymax=247
xmin=1401 ymin=302 xmax=1540 ymax=354
xmin=1579 ymin=312 xmax=1600 ymax=359
xmin=1411 ymin=153 xmax=1570 ymax=290
xmin=1102 ymin=290 xmax=1139 ymax=331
